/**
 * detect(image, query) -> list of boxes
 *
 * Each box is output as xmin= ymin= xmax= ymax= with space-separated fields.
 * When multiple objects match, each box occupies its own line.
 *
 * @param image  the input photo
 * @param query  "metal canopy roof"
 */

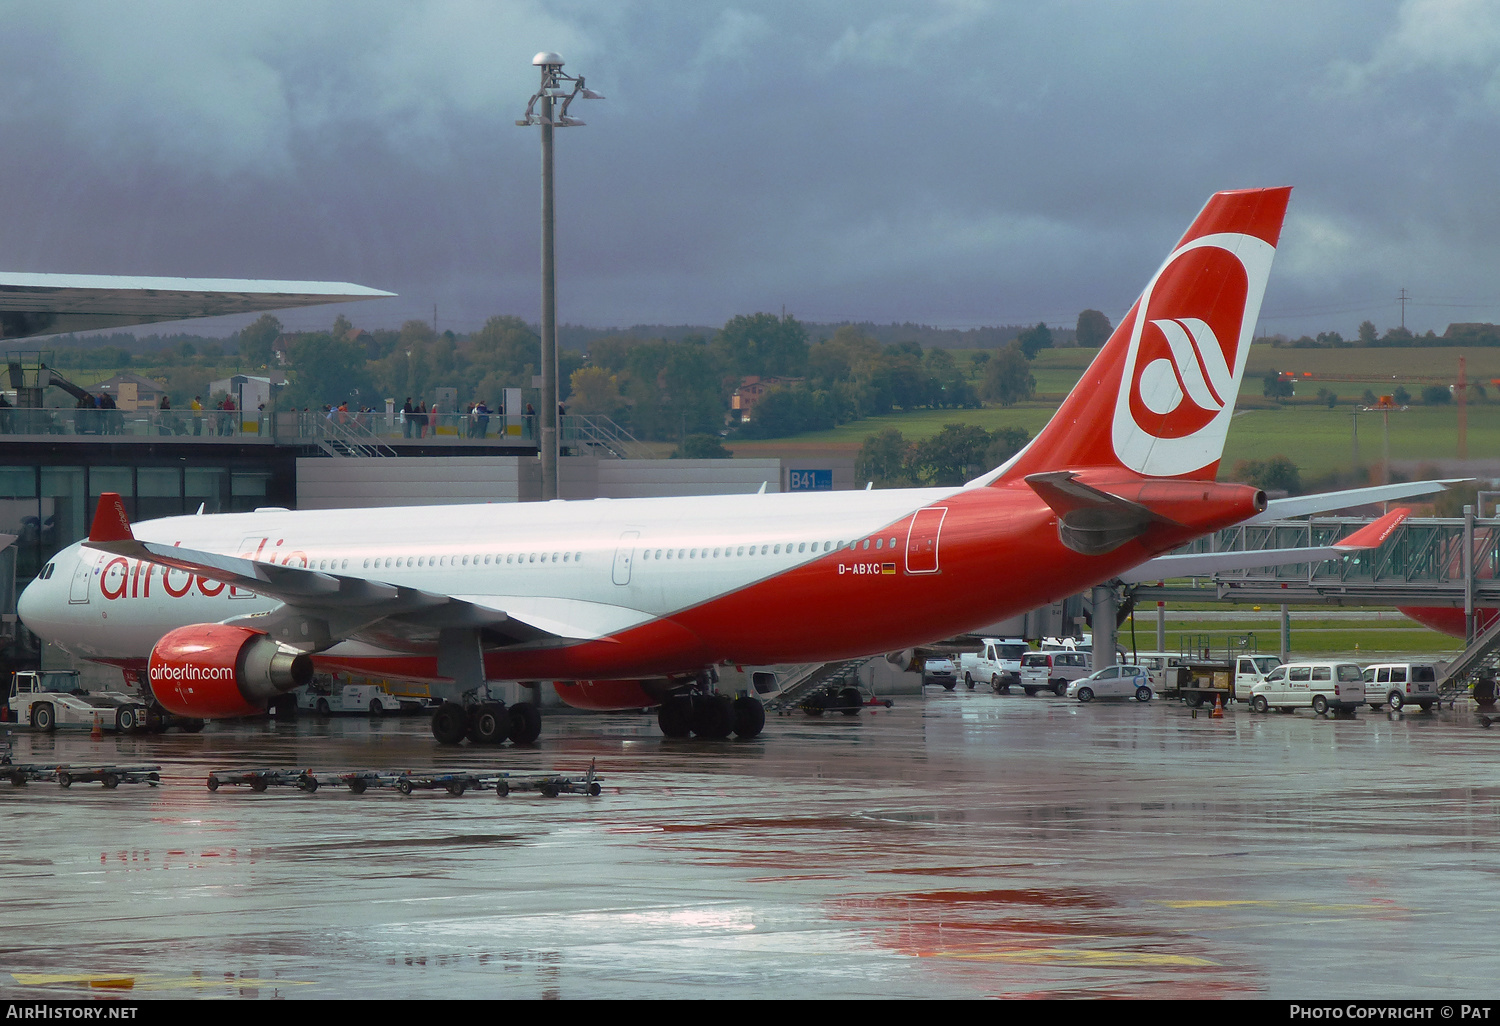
xmin=0 ymin=272 xmax=395 ymax=339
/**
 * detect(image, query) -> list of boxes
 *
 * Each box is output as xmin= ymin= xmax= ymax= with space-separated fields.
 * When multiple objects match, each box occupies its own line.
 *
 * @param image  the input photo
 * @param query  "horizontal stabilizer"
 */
xmin=1245 ymin=480 xmax=1469 ymax=524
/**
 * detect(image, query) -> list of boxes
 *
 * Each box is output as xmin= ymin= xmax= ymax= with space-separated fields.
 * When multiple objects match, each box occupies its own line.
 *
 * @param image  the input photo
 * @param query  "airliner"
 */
xmin=15 ymin=186 xmax=1437 ymax=745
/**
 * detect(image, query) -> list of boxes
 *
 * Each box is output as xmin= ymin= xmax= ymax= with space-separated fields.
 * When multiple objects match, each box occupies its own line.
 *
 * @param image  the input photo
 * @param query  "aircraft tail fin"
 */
xmin=977 ymin=187 xmax=1292 ymax=486
xmin=88 ymin=491 xmax=135 ymax=543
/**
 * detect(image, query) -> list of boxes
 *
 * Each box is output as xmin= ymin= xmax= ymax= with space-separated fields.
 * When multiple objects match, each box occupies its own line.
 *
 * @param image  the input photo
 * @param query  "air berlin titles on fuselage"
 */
xmin=97 ymin=537 xmax=311 ymax=601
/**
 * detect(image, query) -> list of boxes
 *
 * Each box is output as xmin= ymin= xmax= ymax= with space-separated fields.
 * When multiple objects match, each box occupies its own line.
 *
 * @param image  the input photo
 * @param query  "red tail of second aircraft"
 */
xmin=998 ymin=187 xmax=1292 ymax=484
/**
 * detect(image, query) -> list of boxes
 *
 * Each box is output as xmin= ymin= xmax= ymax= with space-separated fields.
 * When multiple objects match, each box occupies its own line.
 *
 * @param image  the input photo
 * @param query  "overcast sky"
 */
xmin=0 ymin=0 xmax=1496 ymax=340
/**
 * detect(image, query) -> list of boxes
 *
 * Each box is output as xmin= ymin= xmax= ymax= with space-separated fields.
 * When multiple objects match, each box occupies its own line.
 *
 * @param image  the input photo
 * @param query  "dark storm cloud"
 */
xmin=0 ymin=0 xmax=1495 ymax=338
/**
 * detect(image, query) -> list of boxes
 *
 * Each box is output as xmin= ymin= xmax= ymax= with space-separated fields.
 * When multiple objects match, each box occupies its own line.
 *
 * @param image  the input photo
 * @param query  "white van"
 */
xmin=1018 ymin=651 xmax=1090 ymax=696
xmin=1249 ymin=660 xmax=1365 ymax=715
xmin=1362 ymin=662 xmax=1439 ymax=712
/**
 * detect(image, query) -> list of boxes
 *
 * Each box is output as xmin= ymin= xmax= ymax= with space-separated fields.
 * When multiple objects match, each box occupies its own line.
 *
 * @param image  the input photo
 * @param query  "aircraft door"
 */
xmin=68 ymin=551 xmax=98 ymax=604
xmin=905 ymin=507 xmax=948 ymax=574
xmin=612 ymin=531 xmax=640 ymax=586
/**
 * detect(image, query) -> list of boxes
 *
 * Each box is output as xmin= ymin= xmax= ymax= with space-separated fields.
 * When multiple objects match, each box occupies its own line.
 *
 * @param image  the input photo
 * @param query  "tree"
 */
xmin=910 ymin=423 xmax=995 ymax=486
xmin=1358 ymin=320 xmax=1379 ymax=346
xmin=985 ymin=426 xmax=1030 ymax=468
xmin=1263 ymin=370 xmax=1293 ymax=400
xmin=1016 ymin=322 xmax=1054 ymax=359
xmin=1075 ymin=310 xmax=1112 ymax=349
xmin=568 ymin=366 xmax=624 ymax=416
xmin=737 ymin=385 xmax=835 ymax=438
xmin=713 ymin=313 xmax=809 ymax=378
xmin=1421 ymin=385 xmax=1452 ymax=405
xmin=238 ymin=313 xmax=282 ymax=369
xmin=1393 ymin=386 xmax=1411 ymax=405
xmin=1232 ymin=455 xmax=1301 ymax=494
xmin=855 ymin=428 xmax=913 ymax=487
xmin=275 ymin=331 xmax=376 ymax=409
xmin=1316 ymin=387 xmax=1338 ymax=408
xmin=981 ymin=342 xmax=1035 ymax=406
xmin=672 ymin=434 xmax=732 ymax=459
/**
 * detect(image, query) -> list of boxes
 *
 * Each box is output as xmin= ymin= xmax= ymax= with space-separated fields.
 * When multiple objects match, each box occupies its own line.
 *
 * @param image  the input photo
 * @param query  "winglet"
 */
xmin=1334 ymin=507 xmax=1408 ymax=550
xmin=88 ymin=492 xmax=135 ymax=543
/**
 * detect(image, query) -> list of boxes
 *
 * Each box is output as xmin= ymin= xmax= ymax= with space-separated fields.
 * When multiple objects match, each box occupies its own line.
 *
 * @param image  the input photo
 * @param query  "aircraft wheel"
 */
xmin=467 ymin=702 xmax=508 ymax=745
xmin=691 ymin=694 xmax=734 ymax=738
xmin=272 ymin=694 xmax=298 ymax=721
xmin=430 ymin=702 xmax=468 ymax=745
xmin=732 ymin=696 xmax=766 ymax=739
xmin=31 ymin=703 xmax=55 ymax=733
xmin=145 ymin=706 xmax=170 ymax=733
xmin=839 ymin=686 xmax=862 ymax=715
xmin=507 ymin=702 xmax=542 ymax=745
xmin=658 ymin=696 xmax=694 ymax=738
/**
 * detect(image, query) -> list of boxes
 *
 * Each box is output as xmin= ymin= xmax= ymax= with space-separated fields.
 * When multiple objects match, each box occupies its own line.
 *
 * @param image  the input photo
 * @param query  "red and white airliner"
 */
xmin=13 ymin=187 xmax=1429 ymax=744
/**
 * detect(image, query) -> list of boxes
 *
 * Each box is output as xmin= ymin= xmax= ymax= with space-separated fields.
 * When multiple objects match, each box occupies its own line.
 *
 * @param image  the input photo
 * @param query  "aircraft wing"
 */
xmin=81 ymin=492 xmax=615 ymax=654
xmin=1119 ymin=507 xmax=1409 ymax=584
xmin=0 ymin=271 xmax=393 ymax=339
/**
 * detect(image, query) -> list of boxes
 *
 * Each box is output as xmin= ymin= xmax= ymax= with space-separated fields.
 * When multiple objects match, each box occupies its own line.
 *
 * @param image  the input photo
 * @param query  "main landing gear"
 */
xmin=430 ymin=700 xmax=542 ymax=747
xmin=656 ymin=694 xmax=765 ymax=740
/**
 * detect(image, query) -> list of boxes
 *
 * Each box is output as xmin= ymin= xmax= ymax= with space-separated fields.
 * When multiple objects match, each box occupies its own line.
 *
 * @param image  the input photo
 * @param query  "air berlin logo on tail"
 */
xmin=1112 ymin=232 xmax=1277 ymax=477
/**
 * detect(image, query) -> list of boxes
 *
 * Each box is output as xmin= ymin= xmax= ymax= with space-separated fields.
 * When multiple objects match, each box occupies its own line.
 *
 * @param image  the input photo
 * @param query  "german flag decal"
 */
xmin=882 ymin=563 xmax=896 ymax=574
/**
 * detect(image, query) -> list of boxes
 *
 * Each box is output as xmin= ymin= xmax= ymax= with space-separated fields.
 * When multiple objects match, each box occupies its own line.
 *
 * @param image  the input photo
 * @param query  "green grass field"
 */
xmin=731 ymin=346 xmax=1496 ymax=480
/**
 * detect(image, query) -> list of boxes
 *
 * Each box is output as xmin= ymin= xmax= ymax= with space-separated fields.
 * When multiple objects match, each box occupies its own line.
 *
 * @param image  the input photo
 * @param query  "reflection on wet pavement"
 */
xmin=4 ymin=694 xmax=1500 ymax=998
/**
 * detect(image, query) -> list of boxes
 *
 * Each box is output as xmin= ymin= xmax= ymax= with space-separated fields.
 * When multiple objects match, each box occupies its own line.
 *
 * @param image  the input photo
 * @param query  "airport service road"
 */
xmin=5 ymin=694 xmax=1500 ymax=1000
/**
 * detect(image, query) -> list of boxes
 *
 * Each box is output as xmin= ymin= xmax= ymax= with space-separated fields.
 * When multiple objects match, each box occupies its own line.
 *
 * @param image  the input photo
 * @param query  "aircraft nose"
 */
xmin=16 ymin=573 xmax=41 ymax=628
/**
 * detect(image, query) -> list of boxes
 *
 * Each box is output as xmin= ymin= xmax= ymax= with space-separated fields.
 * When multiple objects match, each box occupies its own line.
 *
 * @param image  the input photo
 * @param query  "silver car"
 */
xmin=1065 ymin=665 xmax=1152 ymax=703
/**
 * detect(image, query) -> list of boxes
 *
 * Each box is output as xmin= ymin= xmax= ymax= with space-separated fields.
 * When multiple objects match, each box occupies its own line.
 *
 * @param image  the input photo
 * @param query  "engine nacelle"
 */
xmin=148 ymin=624 xmax=314 ymax=718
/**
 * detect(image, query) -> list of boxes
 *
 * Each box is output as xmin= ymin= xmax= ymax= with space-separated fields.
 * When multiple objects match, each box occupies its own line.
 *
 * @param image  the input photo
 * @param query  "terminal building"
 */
xmin=0 ymin=396 xmax=855 ymax=676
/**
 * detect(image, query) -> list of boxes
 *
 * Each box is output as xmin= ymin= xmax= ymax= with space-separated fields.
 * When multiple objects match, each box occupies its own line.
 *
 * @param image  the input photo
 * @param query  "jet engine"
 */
xmin=148 ymin=624 xmax=313 ymax=718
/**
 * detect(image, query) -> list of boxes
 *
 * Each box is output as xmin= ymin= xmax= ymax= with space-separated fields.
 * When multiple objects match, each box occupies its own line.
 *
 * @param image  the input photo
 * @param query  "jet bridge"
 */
xmin=1131 ymin=512 xmax=1500 ymax=616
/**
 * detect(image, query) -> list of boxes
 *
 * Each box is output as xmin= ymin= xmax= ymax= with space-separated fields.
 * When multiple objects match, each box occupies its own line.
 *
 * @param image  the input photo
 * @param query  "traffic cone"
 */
xmin=1211 ymin=694 xmax=1224 ymax=719
xmin=91 ymin=713 xmax=103 ymax=740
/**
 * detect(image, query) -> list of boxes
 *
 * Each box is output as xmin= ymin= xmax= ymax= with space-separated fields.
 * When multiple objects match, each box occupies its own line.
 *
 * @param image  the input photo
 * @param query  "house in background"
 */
xmin=93 ymin=372 xmax=168 ymax=410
